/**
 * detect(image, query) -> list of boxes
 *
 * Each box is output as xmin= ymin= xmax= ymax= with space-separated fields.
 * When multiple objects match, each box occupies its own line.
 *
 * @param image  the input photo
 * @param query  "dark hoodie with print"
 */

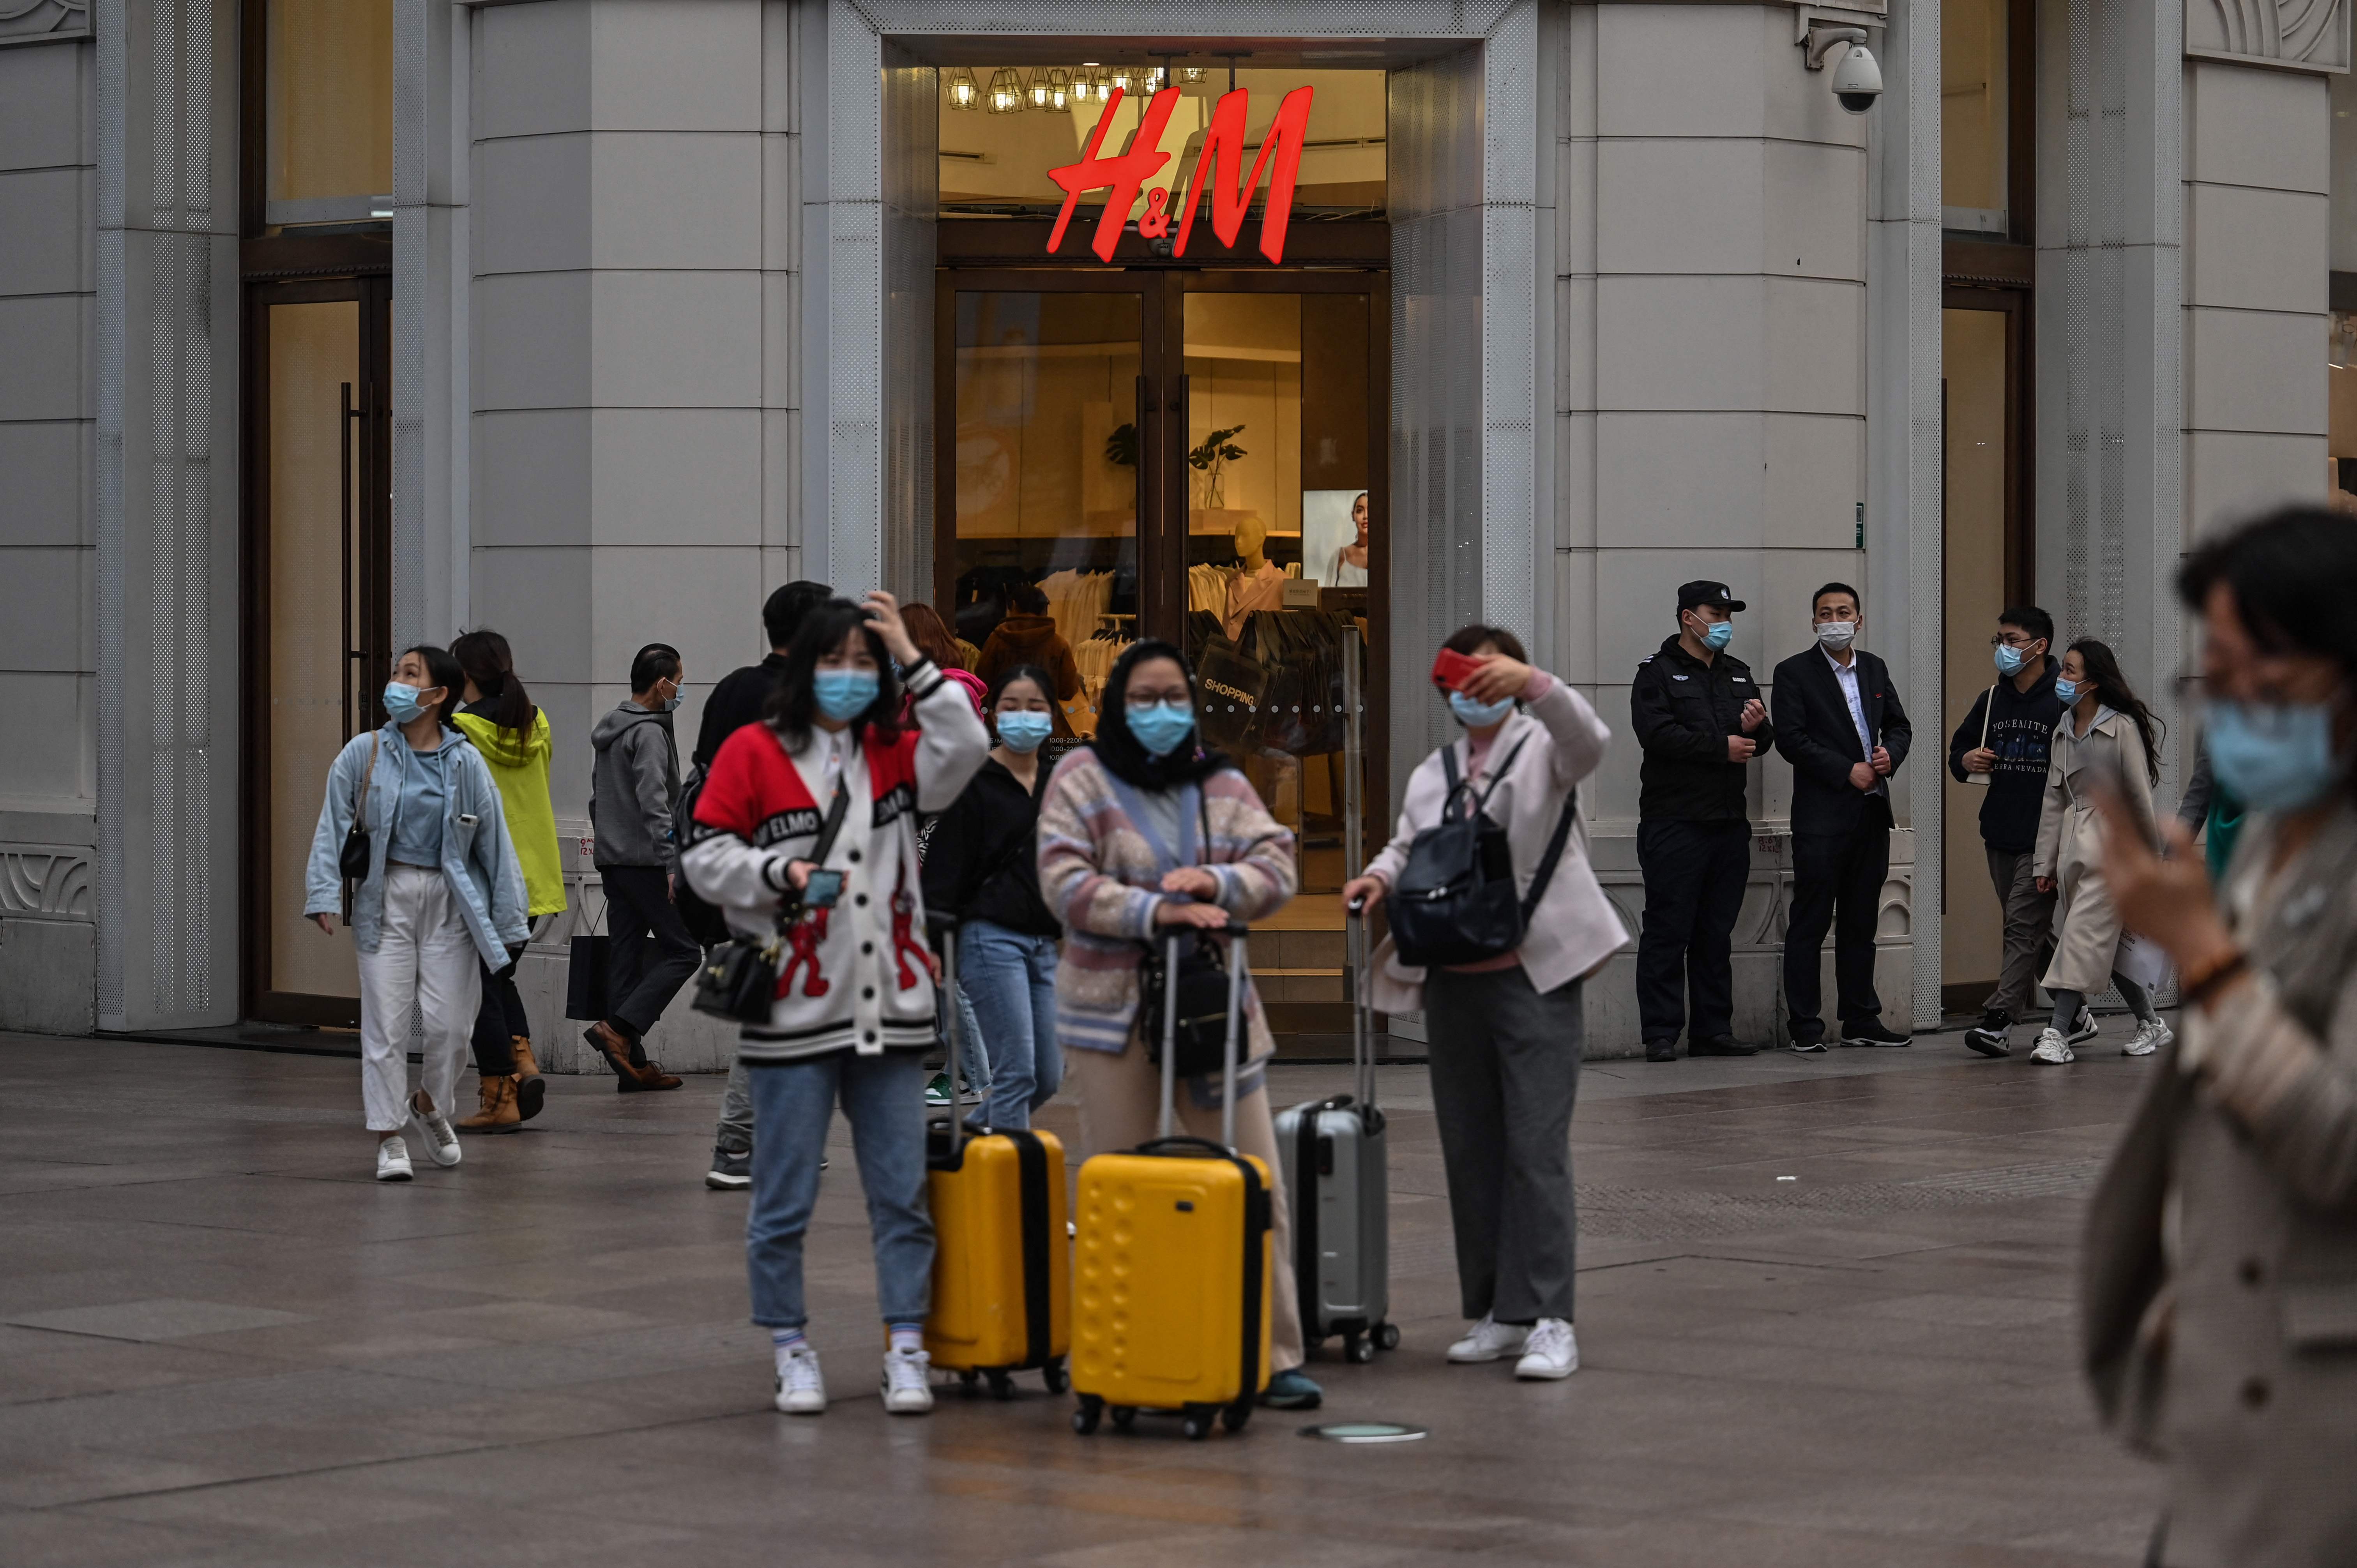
xmin=1946 ymin=654 xmax=2065 ymax=853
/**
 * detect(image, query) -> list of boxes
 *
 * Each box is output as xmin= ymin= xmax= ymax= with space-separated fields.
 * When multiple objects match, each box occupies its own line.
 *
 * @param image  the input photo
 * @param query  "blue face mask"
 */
xmin=2207 ymin=699 xmax=2345 ymax=814
xmin=1699 ymin=619 xmax=1735 ymax=651
xmin=1447 ymin=690 xmax=1516 ymax=728
xmin=1125 ymin=700 xmax=1195 ymax=758
xmin=995 ymin=710 xmax=1053 ymax=754
xmin=2054 ymin=676 xmax=2081 ymax=705
xmin=1995 ymin=643 xmax=2028 ymax=676
xmin=383 ymin=681 xmax=434 ymax=724
xmin=813 ymin=667 xmax=880 ymax=722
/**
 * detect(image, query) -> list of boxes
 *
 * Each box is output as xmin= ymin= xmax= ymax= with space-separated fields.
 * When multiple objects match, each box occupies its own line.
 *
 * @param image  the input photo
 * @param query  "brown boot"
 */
xmin=582 ymin=1021 xmax=681 ymax=1092
xmin=456 ymin=1073 xmax=521 ymax=1132
xmin=511 ymin=1037 xmax=545 ymax=1122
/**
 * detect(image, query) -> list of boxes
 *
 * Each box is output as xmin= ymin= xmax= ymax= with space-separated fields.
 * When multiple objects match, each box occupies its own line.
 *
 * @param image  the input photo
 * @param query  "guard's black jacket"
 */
xmin=1631 ymin=634 xmax=1771 ymax=822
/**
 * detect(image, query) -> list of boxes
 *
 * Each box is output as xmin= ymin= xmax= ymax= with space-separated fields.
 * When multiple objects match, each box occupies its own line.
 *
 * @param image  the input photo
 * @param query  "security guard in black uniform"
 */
xmin=1630 ymin=582 xmax=1770 ymax=1062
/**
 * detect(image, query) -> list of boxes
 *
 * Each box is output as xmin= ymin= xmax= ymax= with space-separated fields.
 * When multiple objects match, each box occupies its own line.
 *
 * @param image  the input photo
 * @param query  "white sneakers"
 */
xmin=1447 ymin=1314 xmax=1578 ymax=1379
xmin=409 ymin=1094 xmax=461 ymax=1167
xmin=2029 ymin=1028 xmax=2075 ymax=1065
xmin=880 ymin=1345 xmax=935 ymax=1414
xmin=2122 ymin=1017 xmax=2174 ymax=1057
xmin=1446 ymin=1314 xmax=1528 ymax=1363
xmin=375 ymin=1137 xmax=413 ymax=1182
xmin=774 ymin=1344 xmax=826 ymax=1415
xmin=1515 ymin=1318 xmax=1580 ymax=1380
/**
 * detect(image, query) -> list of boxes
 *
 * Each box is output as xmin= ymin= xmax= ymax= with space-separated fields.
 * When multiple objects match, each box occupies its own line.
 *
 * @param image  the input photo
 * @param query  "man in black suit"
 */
xmin=1770 ymin=583 xmax=1913 ymax=1051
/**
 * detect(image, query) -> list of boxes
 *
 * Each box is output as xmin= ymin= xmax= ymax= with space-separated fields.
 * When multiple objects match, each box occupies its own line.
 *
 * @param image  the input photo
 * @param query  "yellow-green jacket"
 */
xmin=452 ymin=707 xmax=568 ymax=918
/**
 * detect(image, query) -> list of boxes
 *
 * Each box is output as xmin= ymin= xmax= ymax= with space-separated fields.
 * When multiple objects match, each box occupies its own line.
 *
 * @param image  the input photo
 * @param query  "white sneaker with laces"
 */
xmin=2122 ymin=1017 xmax=2173 ymax=1057
xmin=1446 ymin=1314 xmax=1529 ymax=1364
xmin=2064 ymin=1005 xmax=2099 ymax=1045
xmin=375 ymin=1137 xmax=413 ymax=1182
xmin=2029 ymin=1028 xmax=2075 ymax=1065
xmin=1514 ymin=1317 xmax=1579 ymax=1380
xmin=409 ymin=1096 xmax=461 ymax=1167
xmin=880 ymin=1345 xmax=934 ymax=1414
xmin=773 ymin=1344 xmax=825 ymax=1414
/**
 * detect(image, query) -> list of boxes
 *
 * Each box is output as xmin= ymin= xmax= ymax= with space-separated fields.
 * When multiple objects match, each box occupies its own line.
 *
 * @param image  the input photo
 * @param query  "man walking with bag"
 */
xmin=1946 ymin=606 xmax=2071 ymax=1056
xmin=583 ymin=643 xmax=693 ymax=1091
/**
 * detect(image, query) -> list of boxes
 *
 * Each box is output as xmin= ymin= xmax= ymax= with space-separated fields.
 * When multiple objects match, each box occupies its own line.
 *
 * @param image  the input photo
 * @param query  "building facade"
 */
xmin=0 ymin=0 xmax=2343 ymax=1063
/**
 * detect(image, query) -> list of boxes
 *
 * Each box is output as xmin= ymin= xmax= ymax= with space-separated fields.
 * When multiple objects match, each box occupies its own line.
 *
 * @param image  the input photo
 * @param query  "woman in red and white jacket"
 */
xmin=682 ymin=592 xmax=988 ymax=1419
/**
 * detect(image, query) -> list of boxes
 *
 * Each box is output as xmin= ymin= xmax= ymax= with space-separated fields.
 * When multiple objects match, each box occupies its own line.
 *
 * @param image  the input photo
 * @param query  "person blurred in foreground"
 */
xmin=2082 ymin=503 xmax=2357 ymax=1567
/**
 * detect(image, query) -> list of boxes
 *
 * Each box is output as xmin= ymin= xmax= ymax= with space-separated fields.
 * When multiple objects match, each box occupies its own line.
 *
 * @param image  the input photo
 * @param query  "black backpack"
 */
xmin=669 ymin=769 xmax=733 ymax=948
xmin=1387 ymin=739 xmax=1578 ymax=969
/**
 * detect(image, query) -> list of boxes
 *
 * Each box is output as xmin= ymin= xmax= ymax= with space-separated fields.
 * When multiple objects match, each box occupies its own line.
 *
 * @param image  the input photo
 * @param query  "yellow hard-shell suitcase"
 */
xmin=1071 ymin=924 xmax=1273 ymax=1441
xmin=924 ymin=924 xmax=1071 ymax=1396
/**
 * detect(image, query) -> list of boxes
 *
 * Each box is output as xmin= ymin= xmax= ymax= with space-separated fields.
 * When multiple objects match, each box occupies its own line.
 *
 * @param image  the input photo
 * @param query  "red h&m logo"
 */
xmin=1047 ymin=86 xmax=1316 ymax=264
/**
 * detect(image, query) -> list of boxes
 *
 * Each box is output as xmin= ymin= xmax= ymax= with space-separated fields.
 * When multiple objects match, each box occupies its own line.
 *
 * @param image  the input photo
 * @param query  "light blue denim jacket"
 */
xmin=304 ymin=721 xmax=532 ymax=967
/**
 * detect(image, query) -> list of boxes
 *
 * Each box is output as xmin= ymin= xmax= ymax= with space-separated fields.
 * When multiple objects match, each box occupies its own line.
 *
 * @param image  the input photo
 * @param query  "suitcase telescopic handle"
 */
xmin=1154 ymin=922 xmax=1253 ymax=1151
xmin=939 ymin=921 xmax=965 ymax=1157
xmin=1346 ymin=899 xmax=1375 ymax=1116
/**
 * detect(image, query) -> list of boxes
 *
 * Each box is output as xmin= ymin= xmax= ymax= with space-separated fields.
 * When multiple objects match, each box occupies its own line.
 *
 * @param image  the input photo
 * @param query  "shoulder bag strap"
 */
xmin=353 ymin=734 xmax=380 ymax=821
xmin=1980 ymin=684 xmax=1996 ymax=751
xmin=1518 ymin=784 xmax=1582 ymax=924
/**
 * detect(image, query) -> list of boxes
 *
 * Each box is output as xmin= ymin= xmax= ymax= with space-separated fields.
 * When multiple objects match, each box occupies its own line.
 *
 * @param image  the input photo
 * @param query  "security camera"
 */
xmin=1830 ymin=42 xmax=1882 ymax=113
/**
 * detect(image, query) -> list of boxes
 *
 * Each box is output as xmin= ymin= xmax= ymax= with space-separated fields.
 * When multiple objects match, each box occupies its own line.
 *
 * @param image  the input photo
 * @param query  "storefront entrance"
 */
xmin=936 ymin=222 xmax=1387 ymax=1039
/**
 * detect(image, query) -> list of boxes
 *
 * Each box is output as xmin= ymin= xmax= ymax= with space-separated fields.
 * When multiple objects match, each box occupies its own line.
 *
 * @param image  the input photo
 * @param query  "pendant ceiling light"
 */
xmin=987 ymin=66 xmax=1025 ymax=113
xmin=945 ymin=66 xmax=981 ymax=111
xmin=1178 ymin=64 xmax=1207 ymax=83
xmin=1143 ymin=65 xmax=1166 ymax=92
xmin=1108 ymin=64 xmax=1134 ymax=96
xmin=1040 ymin=65 xmax=1071 ymax=111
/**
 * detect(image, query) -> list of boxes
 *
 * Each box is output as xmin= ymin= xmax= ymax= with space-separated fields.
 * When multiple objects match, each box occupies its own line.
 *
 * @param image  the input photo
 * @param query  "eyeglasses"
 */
xmin=1989 ymin=634 xmax=2042 ymax=648
xmin=1125 ymin=688 xmax=1191 ymax=706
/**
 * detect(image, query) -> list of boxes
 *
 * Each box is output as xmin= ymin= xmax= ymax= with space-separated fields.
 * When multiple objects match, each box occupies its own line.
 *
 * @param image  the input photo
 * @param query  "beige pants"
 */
xmin=1065 ymin=1043 xmax=1307 ymax=1372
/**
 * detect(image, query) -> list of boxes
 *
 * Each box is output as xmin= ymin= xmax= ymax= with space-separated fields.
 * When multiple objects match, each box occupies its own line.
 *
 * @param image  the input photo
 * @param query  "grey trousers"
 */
xmin=1423 ymin=966 xmax=1584 ymax=1324
xmin=1984 ymin=847 xmax=2057 ymax=1020
xmin=715 ymin=1057 xmax=754 ymax=1155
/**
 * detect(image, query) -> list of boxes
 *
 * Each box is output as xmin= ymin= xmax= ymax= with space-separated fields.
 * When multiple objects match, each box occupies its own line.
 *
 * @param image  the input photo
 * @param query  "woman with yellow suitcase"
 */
xmin=1036 ymin=639 xmax=1323 ymax=1416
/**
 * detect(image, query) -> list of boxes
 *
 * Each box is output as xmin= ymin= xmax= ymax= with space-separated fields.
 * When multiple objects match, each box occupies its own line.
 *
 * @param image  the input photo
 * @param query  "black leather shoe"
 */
xmin=1644 ymin=1040 xmax=1678 ymax=1063
xmin=1690 ymin=1036 xmax=1760 ymax=1057
xmin=1841 ymin=1019 xmax=1913 ymax=1047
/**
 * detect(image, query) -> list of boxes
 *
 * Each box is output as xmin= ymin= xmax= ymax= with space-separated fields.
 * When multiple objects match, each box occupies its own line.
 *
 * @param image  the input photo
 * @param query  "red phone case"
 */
xmin=1431 ymin=647 xmax=1483 ymax=692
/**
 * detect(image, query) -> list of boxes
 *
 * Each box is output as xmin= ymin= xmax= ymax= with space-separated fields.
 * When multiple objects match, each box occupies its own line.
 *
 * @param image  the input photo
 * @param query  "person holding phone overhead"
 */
xmin=2025 ymin=639 xmax=2171 ymax=1065
xmin=681 ymin=593 xmax=988 ymax=1418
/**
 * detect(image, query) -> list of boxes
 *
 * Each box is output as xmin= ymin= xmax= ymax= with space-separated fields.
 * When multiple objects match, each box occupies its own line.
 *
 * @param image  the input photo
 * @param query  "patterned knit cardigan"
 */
xmin=1036 ymin=747 xmax=1297 ymax=1061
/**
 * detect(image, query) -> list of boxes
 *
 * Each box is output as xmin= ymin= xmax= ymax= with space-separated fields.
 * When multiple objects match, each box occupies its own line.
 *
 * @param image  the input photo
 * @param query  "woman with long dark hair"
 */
xmin=448 ymin=629 xmax=567 ymax=1129
xmin=2028 ymin=637 xmax=2169 ymax=1063
xmin=304 ymin=646 xmax=531 ymax=1180
xmin=922 ymin=663 xmax=1062 ymax=1130
xmin=1034 ymin=639 xmax=1323 ymax=1410
xmin=681 ymin=592 xmax=988 ymax=1417
xmin=2083 ymin=503 xmax=2357 ymax=1564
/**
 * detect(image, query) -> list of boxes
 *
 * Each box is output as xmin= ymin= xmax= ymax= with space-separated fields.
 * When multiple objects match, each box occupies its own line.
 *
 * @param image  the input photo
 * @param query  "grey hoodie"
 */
xmin=589 ymin=702 xmax=680 ymax=870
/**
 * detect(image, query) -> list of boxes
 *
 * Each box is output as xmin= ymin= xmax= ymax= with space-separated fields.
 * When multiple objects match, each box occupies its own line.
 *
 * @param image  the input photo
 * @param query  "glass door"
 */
xmin=244 ymin=276 xmax=392 ymax=1026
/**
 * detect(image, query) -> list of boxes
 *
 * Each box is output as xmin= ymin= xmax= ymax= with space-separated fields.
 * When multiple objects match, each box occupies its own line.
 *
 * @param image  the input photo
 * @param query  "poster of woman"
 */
xmin=1303 ymin=489 xmax=1370 ymax=588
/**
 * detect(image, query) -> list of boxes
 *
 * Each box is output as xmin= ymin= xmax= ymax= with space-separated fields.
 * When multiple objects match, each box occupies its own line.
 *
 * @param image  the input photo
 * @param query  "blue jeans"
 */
xmin=961 ymin=919 xmax=1062 ymax=1131
xmin=744 ymin=1049 xmax=933 ymax=1329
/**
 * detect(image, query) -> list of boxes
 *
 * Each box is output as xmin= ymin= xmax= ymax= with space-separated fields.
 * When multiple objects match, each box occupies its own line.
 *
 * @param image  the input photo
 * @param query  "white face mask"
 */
xmin=1815 ymin=621 xmax=1857 ymax=651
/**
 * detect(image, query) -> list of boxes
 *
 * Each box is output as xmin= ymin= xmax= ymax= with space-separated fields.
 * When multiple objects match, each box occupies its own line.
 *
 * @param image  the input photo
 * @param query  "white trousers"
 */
xmin=358 ymin=864 xmax=482 ymax=1132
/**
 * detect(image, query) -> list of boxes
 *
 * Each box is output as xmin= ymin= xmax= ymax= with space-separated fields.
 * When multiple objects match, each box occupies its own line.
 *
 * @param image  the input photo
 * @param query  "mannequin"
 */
xmin=1223 ymin=515 xmax=1287 ymax=637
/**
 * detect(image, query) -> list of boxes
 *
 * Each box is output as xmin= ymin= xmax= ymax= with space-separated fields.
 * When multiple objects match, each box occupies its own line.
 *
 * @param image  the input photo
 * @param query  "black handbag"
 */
xmin=564 ymin=899 xmax=610 ymax=1021
xmin=669 ymin=769 xmax=733 ymax=949
xmin=337 ymin=735 xmax=380 ymax=881
xmin=1388 ymin=740 xmax=1578 ymax=969
xmin=692 ymin=781 xmax=850 ymax=1023
xmin=1140 ymin=933 xmax=1239 ymax=1079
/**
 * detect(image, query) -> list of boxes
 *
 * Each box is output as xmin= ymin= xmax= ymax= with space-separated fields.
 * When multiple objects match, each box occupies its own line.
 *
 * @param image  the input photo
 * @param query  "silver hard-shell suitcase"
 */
xmin=1274 ymin=902 xmax=1397 ymax=1363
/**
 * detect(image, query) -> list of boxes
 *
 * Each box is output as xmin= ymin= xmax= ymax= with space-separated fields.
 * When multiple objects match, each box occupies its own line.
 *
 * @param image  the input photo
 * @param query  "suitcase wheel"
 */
xmin=1109 ymin=1405 xmax=1136 ymax=1430
xmin=1345 ymin=1333 xmax=1375 ymax=1365
xmin=1375 ymin=1321 xmax=1401 ymax=1352
xmin=986 ymin=1369 xmax=1014 ymax=1401
xmin=957 ymin=1369 xmax=981 ymax=1394
xmin=1221 ymin=1397 xmax=1253 ymax=1434
xmin=1072 ymin=1396 xmax=1104 ymax=1436
xmin=1041 ymin=1355 xmax=1070 ymax=1395
xmin=1181 ymin=1409 xmax=1213 ymax=1442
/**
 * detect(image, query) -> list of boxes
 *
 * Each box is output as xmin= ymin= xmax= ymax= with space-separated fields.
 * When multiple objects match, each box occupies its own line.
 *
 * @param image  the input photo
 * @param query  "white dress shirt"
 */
xmin=1824 ymin=647 xmax=1884 ymax=795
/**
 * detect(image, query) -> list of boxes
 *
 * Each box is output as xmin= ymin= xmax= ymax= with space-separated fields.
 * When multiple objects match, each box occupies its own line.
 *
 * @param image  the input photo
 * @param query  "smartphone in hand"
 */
xmin=1431 ymin=646 xmax=1484 ymax=692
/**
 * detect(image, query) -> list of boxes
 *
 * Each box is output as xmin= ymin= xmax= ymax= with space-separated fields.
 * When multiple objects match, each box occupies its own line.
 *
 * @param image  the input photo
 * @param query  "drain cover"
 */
xmin=1299 ymin=1421 xmax=1428 ymax=1444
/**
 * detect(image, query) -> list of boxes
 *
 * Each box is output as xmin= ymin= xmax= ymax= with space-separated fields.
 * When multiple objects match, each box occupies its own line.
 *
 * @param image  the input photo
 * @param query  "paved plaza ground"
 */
xmin=1 ymin=1029 xmax=2164 ymax=1566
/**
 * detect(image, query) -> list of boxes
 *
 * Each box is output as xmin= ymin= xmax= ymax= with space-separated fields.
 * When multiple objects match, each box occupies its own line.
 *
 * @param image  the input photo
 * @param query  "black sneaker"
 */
xmin=1644 ymin=1040 xmax=1678 ymax=1063
xmin=2063 ymin=1005 xmax=2100 ymax=1045
xmin=1690 ymin=1036 xmax=1760 ymax=1057
xmin=1964 ymin=1010 xmax=2012 ymax=1057
xmin=1841 ymin=1019 xmax=1913 ymax=1048
xmin=705 ymin=1147 xmax=752 ymax=1190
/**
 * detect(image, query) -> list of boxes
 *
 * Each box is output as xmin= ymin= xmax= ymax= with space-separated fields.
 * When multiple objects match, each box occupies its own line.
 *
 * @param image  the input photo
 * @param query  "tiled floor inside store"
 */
xmin=1 ymin=1029 xmax=2161 ymax=1566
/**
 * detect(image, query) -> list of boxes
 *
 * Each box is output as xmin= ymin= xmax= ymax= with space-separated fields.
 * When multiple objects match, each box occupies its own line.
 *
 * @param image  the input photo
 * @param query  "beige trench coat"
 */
xmin=2032 ymin=708 xmax=2159 ymax=995
xmin=2081 ymin=802 xmax=2357 ymax=1566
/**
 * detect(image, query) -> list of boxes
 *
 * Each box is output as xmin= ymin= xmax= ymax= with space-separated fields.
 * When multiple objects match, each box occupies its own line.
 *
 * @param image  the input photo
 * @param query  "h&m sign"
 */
xmin=1047 ymin=86 xmax=1315 ymax=264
